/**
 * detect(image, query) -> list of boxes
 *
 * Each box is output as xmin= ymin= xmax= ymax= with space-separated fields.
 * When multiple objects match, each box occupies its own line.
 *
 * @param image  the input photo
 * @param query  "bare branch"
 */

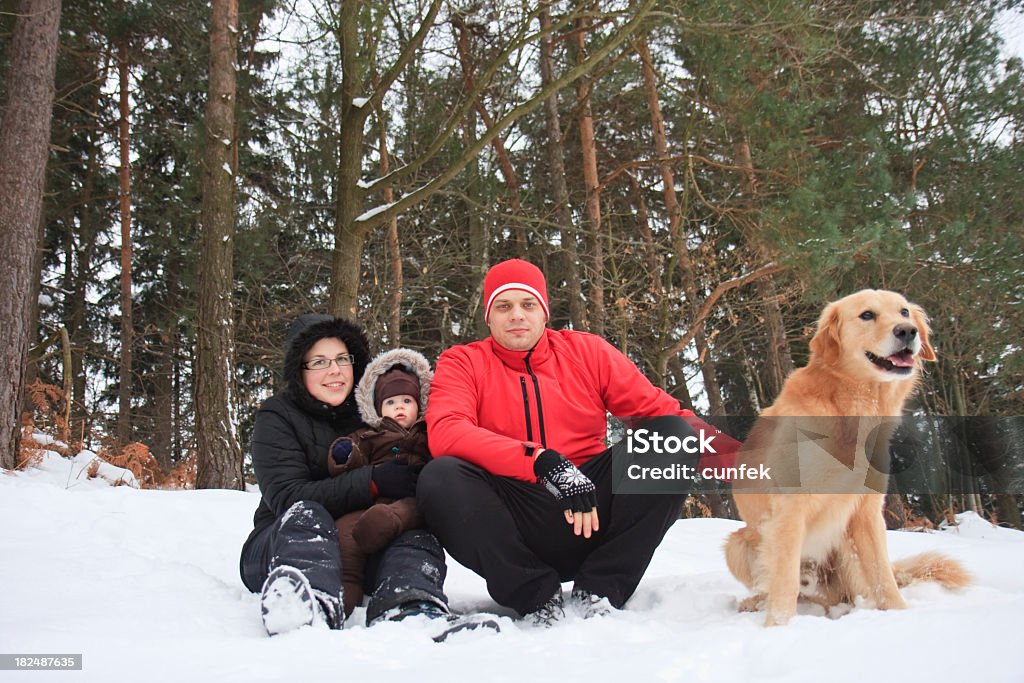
xmin=660 ymin=262 xmax=786 ymax=360
xmin=356 ymin=0 xmax=658 ymax=232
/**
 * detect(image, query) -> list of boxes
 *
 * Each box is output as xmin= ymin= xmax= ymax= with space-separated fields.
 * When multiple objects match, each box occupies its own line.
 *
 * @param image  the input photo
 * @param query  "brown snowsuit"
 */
xmin=326 ymin=348 xmax=433 ymax=616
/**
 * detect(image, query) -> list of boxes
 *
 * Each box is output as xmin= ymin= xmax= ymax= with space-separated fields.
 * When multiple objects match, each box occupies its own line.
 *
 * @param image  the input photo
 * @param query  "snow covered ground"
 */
xmin=2 ymin=453 xmax=1023 ymax=683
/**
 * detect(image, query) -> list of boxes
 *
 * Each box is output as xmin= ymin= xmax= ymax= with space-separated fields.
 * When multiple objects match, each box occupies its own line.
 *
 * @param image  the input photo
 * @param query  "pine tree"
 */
xmin=195 ymin=0 xmax=243 ymax=490
xmin=0 ymin=0 xmax=62 ymax=470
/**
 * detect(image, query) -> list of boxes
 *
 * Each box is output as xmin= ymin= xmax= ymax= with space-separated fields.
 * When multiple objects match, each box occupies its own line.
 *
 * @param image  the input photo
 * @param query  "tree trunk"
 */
xmin=733 ymin=136 xmax=793 ymax=401
xmin=463 ymin=122 xmax=489 ymax=341
xmin=635 ymin=35 xmax=722 ymax=413
xmin=995 ymin=495 xmax=1022 ymax=530
xmin=756 ymin=276 xmax=793 ymax=400
xmin=117 ymin=40 xmax=134 ymax=445
xmin=624 ymin=172 xmax=660 ymax=278
xmin=0 ymin=0 xmax=62 ymax=471
xmin=574 ymin=19 xmax=605 ymax=337
xmin=66 ymin=137 xmax=100 ymax=444
xmin=884 ymin=492 xmax=908 ymax=530
xmin=195 ymin=0 xmax=243 ymax=490
xmin=330 ymin=228 xmax=368 ymax=319
xmin=152 ymin=263 xmax=180 ymax=471
xmin=21 ymin=206 xmax=48 ymax=424
xmin=452 ymin=82 xmax=491 ymax=341
xmin=454 ymin=13 xmax=527 ymax=259
xmin=328 ymin=0 xmax=375 ymax=318
xmin=152 ymin=328 xmax=175 ymax=471
xmin=668 ymin=351 xmax=695 ymax=411
xmin=706 ymin=491 xmax=736 ymax=519
xmin=539 ymin=5 xmax=584 ymax=329
xmin=377 ymin=104 xmax=402 ymax=349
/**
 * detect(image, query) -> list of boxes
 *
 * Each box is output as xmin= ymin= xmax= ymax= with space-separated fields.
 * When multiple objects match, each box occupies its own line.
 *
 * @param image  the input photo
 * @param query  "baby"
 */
xmin=327 ymin=348 xmax=432 ymax=617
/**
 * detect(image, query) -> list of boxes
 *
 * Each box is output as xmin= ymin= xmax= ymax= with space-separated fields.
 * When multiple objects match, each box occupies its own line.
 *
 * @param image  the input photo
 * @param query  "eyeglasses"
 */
xmin=302 ymin=354 xmax=356 ymax=371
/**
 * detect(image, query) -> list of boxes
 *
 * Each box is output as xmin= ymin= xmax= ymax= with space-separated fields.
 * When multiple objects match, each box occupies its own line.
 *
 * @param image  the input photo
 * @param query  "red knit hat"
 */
xmin=483 ymin=259 xmax=550 ymax=324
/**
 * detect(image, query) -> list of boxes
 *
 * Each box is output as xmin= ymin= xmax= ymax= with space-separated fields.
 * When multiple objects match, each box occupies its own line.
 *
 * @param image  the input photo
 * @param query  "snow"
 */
xmin=2 ymin=462 xmax=1023 ymax=682
xmin=352 ymin=97 xmax=369 ymax=108
xmin=25 ymin=449 xmax=139 ymax=489
xmin=355 ymin=202 xmax=395 ymax=223
xmin=29 ymin=433 xmax=67 ymax=449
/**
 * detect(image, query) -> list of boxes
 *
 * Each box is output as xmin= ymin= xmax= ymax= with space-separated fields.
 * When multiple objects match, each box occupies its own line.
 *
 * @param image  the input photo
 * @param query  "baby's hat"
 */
xmin=374 ymin=366 xmax=421 ymax=414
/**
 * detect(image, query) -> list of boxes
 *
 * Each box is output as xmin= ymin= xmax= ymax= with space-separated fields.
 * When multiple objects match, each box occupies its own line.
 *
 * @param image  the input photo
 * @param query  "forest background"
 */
xmin=1 ymin=0 xmax=1021 ymax=528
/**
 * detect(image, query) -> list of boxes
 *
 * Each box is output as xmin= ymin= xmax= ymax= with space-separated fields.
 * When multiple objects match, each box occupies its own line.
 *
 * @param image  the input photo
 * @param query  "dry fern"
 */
xmin=16 ymin=424 xmax=46 ymax=470
xmin=25 ymin=379 xmax=71 ymax=445
xmin=98 ymin=442 xmax=161 ymax=488
xmin=682 ymin=494 xmax=713 ymax=519
xmin=159 ymin=451 xmax=197 ymax=490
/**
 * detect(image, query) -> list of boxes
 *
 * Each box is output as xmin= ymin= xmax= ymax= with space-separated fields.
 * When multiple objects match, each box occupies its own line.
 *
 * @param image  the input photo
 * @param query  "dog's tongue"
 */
xmin=887 ymin=350 xmax=914 ymax=367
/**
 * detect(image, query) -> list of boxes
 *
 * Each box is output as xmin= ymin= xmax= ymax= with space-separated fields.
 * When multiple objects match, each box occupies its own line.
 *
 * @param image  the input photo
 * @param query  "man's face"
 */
xmin=488 ymin=291 xmax=546 ymax=351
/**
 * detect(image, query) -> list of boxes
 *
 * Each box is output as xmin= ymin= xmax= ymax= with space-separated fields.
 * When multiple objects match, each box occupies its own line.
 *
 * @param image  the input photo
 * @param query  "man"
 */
xmin=418 ymin=259 xmax=739 ymax=626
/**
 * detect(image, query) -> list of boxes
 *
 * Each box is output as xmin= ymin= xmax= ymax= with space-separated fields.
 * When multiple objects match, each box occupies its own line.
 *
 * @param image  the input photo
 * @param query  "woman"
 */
xmin=239 ymin=314 xmax=450 ymax=635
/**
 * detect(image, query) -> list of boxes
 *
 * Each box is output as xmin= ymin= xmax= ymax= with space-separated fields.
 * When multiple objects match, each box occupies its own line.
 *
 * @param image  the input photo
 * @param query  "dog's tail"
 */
xmin=724 ymin=526 xmax=760 ymax=590
xmin=892 ymin=551 xmax=972 ymax=590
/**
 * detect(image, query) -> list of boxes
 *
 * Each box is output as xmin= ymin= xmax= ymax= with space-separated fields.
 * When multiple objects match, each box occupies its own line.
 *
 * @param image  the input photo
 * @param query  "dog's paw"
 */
xmin=764 ymin=601 xmax=797 ymax=627
xmin=874 ymin=592 xmax=908 ymax=611
xmin=825 ymin=602 xmax=854 ymax=620
xmin=737 ymin=594 xmax=765 ymax=613
xmin=763 ymin=611 xmax=792 ymax=627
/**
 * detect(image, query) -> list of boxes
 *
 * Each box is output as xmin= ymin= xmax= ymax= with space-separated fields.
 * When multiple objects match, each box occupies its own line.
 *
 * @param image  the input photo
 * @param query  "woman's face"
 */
xmin=301 ymin=337 xmax=355 ymax=407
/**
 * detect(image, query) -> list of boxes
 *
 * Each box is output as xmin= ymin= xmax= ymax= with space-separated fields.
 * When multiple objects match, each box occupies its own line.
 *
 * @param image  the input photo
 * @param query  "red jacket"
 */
xmin=426 ymin=328 xmax=737 ymax=481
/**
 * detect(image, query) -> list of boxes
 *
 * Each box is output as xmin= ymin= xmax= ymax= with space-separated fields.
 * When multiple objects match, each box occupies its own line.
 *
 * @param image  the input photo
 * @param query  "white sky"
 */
xmin=998 ymin=8 xmax=1024 ymax=59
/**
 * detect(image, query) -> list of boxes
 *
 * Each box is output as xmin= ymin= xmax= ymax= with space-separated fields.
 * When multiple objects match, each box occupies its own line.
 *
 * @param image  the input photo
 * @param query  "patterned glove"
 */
xmin=533 ymin=449 xmax=597 ymax=513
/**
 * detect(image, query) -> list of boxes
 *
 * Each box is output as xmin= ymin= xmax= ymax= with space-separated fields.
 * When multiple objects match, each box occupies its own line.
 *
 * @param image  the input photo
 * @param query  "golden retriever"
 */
xmin=725 ymin=289 xmax=970 ymax=626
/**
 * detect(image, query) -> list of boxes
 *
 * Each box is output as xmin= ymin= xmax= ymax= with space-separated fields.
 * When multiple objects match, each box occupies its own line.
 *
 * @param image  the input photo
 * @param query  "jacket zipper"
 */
xmin=520 ymin=377 xmax=534 ymax=443
xmin=524 ymin=350 xmax=547 ymax=447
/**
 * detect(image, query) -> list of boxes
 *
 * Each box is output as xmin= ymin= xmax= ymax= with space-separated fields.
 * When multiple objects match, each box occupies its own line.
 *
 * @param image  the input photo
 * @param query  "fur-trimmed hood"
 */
xmin=355 ymin=348 xmax=433 ymax=428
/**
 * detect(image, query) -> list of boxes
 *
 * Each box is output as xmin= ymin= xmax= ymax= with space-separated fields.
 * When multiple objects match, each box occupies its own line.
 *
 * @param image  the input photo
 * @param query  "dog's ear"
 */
xmin=910 ymin=304 xmax=937 ymax=362
xmin=809 ymin=301 xmax=842 ymax=365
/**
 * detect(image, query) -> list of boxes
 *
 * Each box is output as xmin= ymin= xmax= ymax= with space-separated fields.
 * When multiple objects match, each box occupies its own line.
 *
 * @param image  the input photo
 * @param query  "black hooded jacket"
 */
xmin=244 ymin=315 xmax=375 ymax=543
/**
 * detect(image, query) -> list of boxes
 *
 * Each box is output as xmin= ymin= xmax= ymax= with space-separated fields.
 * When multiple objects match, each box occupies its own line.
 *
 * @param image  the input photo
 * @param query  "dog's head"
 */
xmin=809 ymin=289 xmax=936 ymax=381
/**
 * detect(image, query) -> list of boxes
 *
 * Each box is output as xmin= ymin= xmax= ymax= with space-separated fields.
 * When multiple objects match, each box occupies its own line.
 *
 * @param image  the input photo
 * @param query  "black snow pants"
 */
xmin=240 ymin=500 xmax=448 ymax=624
xmin=417 ymin=415 xmax=698 ymax=616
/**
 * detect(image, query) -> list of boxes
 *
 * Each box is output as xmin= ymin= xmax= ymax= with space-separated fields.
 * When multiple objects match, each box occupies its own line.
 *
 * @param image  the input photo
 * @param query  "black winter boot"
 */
xmin=523 ymin=590 xmax=565 ymax=628
xmin=261 ymin=566 xmax=316 ymax=636
xmin=570 ymin=587 xmax=612 ymax=619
